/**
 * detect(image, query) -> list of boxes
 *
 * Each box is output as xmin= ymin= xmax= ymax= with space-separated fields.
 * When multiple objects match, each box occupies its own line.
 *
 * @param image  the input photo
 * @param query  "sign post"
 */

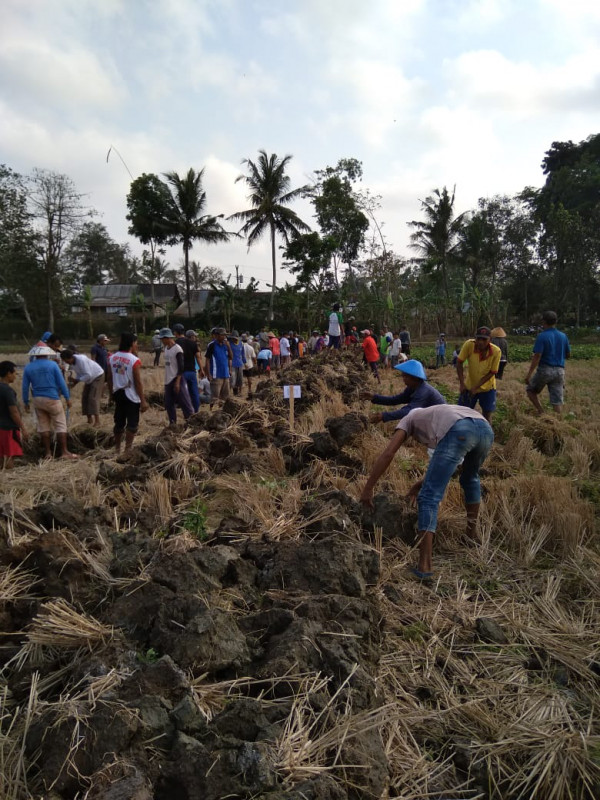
xmin=283 ymin=385 xmax=301 ymax=431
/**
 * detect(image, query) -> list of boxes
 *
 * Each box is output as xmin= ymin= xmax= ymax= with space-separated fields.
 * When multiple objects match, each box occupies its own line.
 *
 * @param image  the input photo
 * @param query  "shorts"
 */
xmin=210 ymin=377 xmax=230 ymax=402
xmin=328 ymin=335 xmax=341 ymax=349
xmin=82 ymin=375 xmax=104 ymax=416
xmin=528 ymin=365 xmax=565 ymax=406
xmin=243 ymin=367 xmax=256 ymax=377
xmin=113 ymin=389 xmax=140 ymax=434
xmin=32 ymin=396 xmax=67 ymax=434
xmin=459 ymin=388 xmax=497 ymax=413
xmin=0 ymin=428 xmax=23 ymax=458
xmin=272 ymin=354 xmax=280 ymax=368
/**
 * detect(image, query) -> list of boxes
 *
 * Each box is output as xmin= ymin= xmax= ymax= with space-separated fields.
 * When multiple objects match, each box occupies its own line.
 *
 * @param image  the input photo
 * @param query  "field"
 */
xmin=0 ymin=350 xmax=599 ymax=799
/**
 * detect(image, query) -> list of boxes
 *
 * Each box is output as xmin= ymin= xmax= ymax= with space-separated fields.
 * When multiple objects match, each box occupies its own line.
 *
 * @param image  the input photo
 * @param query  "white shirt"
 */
xmin=71 ymin=354 xmax=105 ymax=384
xmin=280 ymin=337 xmax=290 ymax=357
xmin=390 ymin=338 xmax=402 ymax=357
xmin=198 ymin=376 xmax=210 ymax=394
xmin=243 ymin=342 xmax=255 ymax=369
xmin=109 ymin=351 xmax=142 ymax=403
xmin=396 ymin=405 xmax=489 ymax=450
xmin=164 ymin=343 xmax=183 ymax=384
xmin=328 ymin=312 xmax=341 ymax=337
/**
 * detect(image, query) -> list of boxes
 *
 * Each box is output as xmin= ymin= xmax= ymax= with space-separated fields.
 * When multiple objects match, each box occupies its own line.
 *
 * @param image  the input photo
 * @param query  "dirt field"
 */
xmin=1 ymin=350 xmax=599 ymax=799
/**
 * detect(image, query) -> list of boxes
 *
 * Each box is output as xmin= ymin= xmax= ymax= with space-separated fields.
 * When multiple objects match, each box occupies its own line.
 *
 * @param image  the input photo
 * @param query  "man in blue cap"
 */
xmin=361 ymin=360 xmax=446 ymax=424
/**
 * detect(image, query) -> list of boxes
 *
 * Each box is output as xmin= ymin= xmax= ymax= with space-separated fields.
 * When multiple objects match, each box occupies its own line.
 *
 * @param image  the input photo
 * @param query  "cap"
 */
xmin=360 ymin=329 xmax=371 ymax=335
xmin=97 ymin=334 xmax=110 ymax=342
xmin=154 ymin=330 xmax=160 ymax=334
xmin=476 ymin=326 xmax=492 ymax=339
xmin=158 ymin=327 xmax=174 ymax=338
xmin=28 ymin=345 xmax=55 ymax=357
xmin=172 ymin=323 xmax=185 ymax=333
xmin=185 ymin=329 xmax=197 ymax=338
xmin=312 ymin=330 xmax=319 ymax=334
xmin=41 ymin=331 xmax=52 ymax=342
xmin=490 ymin=326 xmax=506 ymax=338
xmin=394 ymin=359 xmax=428 ymax=381
xmin=439 ymin=332 xmax=446 ymax=337
xmin=231 ymin=330 xmax=239 ymax=338
xmin=214 ymin=327 xmax=228 ymax=336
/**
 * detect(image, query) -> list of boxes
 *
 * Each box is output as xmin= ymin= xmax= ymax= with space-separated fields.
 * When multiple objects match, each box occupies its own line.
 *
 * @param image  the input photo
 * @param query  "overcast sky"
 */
xmin=2 ymin=0 xmax=599 ymax=288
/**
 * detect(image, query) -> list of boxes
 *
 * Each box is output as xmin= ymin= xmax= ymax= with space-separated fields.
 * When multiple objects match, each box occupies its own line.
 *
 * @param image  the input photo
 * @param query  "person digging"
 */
xmin=360 ymin=404 xmax=494 ymax=579
xmin=361 ymin=359 xmax=446 ymax=424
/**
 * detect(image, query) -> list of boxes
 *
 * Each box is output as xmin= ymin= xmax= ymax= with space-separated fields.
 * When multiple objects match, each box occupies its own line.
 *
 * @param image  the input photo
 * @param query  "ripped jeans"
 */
xmin=418 ymin=418 xmax=494 ymax=532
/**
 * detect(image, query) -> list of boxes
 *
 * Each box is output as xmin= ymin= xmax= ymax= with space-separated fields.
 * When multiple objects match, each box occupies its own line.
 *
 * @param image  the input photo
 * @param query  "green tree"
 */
xmin=65 ymin=221 xmax=132 ymax=290
xmin=162 ymin=168 xmax=230 ymax=318
xmin=230 ymin=150 xmax=310 ymax=321
xmin=209 ymin=278 xmax=236 ymax=332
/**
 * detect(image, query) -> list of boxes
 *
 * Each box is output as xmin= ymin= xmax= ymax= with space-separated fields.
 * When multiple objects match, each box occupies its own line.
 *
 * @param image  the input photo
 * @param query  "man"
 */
xmin=205 ymin=327 xmax=233 ymax=407
xmin=399 ymin=325 xmax=411 ymax=356
xmin=456 ymin=326 xmax=501 ymax=423
xmin=198 ymin=374 xmax=211 ymax=404
xmin=389 ymin=332 xmax=406 ymax=368
xmin=151 ymin=330 xmax=162 ymax=367
xmin=435 ymin=333 xmax=447 ymax=368
xmin=526 ymin=310 xmax=570 ymax=415
xmin=0 ymin=361 xmax=28 ymax=469
xmin=159 ymin=328 xmax=194 ymax=424
xmin=107 ymin=333 xmax=148 ymax=455
xmin=242 ymin=334 xmax=256 ymax=397
xmin=328 ymin=303 xmax=343 ymax=349
xmin=361 ymin=329 xmax=381 ymax=384
xmin=173 ymin=324 xmax=204 ymax=412
xmin=280 ymin=333 xmax=291 ymax=367
xmin=379 ymin=326 xmax=392 ymax=366
xmin=361 ymin=360 xmax=445 ymax=424
xmin=257 ymin=326 xmax=271 ymax=352
xmin=360 ymin=405 xmax=493 ymax=578
xmin=90 ymin=334 xmax=111 ymax=376
xmin=307 ymin=330 xmax=319 ymax=354
xmin=60 ymin=349 xmax=105 ymax=427
xmin=229 ymin=332 xmax=246 ymax=396
xmin=269 ymin=332 xmax=280 ymax=371
xmin=22 ymin=345 xmax=77 ymax=460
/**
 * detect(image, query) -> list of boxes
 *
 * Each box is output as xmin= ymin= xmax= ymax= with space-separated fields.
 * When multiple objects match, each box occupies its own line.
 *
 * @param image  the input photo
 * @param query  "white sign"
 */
xmin=283 ymin=385 xmax=302 ymax=399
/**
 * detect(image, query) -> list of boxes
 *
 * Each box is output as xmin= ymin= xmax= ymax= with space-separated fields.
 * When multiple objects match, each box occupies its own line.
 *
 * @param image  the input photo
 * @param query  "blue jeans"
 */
xmin=183 ymin=371 xmax=200 ymax=412
xmin=164 ymin=378 xmax=194 ymax=424
xmin=418 ymin=418 xmax=494 ymax=532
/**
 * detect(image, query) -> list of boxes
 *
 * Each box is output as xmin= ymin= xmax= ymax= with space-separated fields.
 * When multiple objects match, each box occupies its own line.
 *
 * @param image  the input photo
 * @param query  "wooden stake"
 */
xmin=289 ymin=391 xmax=295 ymax=431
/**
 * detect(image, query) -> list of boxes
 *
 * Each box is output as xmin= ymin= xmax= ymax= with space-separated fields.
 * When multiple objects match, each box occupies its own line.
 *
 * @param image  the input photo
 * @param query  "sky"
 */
xmin=1 ymin=0 xmax=599 ymax=289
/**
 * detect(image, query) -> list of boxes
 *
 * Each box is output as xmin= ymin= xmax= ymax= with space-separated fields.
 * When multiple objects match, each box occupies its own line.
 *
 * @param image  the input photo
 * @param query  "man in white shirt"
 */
xmin=107 ymin=333 xmax=148 ymax=454
xmin=327 ymin=303 xmax=342 ymax=349
xmin=159 ymin=328 xmax=194 ymax=425
xmin=242 ymin=334 xmax=256 ymax=397
xmin=60 ymin=349 xmax=105 ymax=426
xmin=279 ymin=334 xmax=291 ymax=367
xmin=360 ymin=405 xmax=493 ymax=578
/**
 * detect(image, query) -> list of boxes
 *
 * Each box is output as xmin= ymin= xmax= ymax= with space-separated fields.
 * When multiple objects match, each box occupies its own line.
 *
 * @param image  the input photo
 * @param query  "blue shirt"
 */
xmin=206 ymin=340 xmax=230 ymax=379
xmin=533 ymin=328 xmax=570 ymax=367
xmin=372 ymin=381 xmax=446 ymax=422
xmin=230 ymin=342 xmax=246 ymax=369
xmin=22 ymin=359 xmax=70 ymax=403
xmin=90 ymin=343 xmax=108 ymax=371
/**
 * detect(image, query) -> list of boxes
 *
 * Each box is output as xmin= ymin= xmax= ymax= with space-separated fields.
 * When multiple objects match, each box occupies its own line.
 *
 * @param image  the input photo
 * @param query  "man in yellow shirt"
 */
xmin=456 ymin=326 xmax=501 ymax=422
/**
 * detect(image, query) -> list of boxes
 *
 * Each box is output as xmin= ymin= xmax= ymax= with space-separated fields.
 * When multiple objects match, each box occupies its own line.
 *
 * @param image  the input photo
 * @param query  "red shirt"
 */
xmin=270 ymin=337 xmax=280 ymax=356
xmin=362 ymin=336 xmax=379 ymax=363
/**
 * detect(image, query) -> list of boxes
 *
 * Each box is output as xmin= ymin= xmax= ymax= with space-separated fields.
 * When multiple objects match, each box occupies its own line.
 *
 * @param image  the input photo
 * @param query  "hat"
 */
xmin=214 ymin=327 xmax=228 ymax=336
xmin=231 ymin=330 xmax=239 ymax=338
xmin=490 ymin=326 xmax=506 ymax=338
xmin=476 ymin=326 xmax=492 ymax=339
xmin=97 ymin=334 xmax=110 ymax=342
xmin=360 ymin=329 xmax=371 ymax=336
xmin=439 ymin=332 xmax=446 ymax=337
xmin=185 ymin=329 xmax=197 ymax=338
xmin=154 ymin=330 xmax=160 ymax=334
xmin=29 ymin=345 xmax=55 ymax=357
xmin=158 ymin=327 xmax=174 ymax=338
xmin=312 ymin=329 xmax=319 ymax=334
xmin=394 ymin=359 xmax=428 ymax=381
xmin=172 ymin=323 xmax=185 ymax=333
xmin=267 ymin=332 xmax=276 ymax=338
xmin=41 ymin=331 xmax=52 ymax=342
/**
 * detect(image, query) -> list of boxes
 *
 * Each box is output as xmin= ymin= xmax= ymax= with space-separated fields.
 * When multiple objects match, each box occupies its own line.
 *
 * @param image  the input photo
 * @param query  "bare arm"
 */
xmin=456 ymin=361 xmax=466 ymax=391
xmin=9 ymin=404 xmax=27 ymax=438
xmin=133 ymin=363 xmax=148 ymax=412
xmin=360 ymin=429 xmax=408 ymax=507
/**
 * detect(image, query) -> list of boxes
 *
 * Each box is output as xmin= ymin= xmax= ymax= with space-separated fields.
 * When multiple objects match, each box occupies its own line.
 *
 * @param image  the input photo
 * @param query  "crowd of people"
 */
xmin=0 ymin=309 xmax=573 ymax=581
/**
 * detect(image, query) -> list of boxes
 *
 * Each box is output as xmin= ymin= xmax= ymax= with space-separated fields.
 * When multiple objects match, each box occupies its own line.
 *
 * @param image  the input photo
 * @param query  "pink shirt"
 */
xmin=270 ymin=337 xmax=280 ymax=356
xmin=396 ymin=405 xmax=488 ymax=450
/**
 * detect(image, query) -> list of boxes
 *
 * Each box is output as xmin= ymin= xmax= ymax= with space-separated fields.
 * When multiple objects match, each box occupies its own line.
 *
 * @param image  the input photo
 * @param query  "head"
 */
xmin=542 ymin=310 xmax=558 ymax=328
xmin=46 ymin=333 xmax=62 ymax=351
xmin=119 ymin=332 xmax=138 ymax=353
xmin=215 ymin=327 xmax=227 ymax=344
xmin=401 ymin=325 xmax=407 ymax=332
xmin=474 ymin=326 xmax=491 ymax=352
xmin=159 ymin=327 xmax=174 ymax=346
xmin=241 ymin=334 xmax=248 ymax=342
xmin=332 ymin=303 xmax=340 ymax=312
xmin=172 ymin=323 xmax=185 ymax=338
xmin=0 ymin=360 xmax=17 ymax=383
xmin=59 ymin=349 xmax=76 ymax=365
xmin=185 ymin=329 xmax=198 ymax=341
xmin=41 ymin=331 xmax=52 ymax=343
xmin=97 ymin=334 xmax=110 ymax=347
xmin=394 ymin=359 xmax=428 ymax=387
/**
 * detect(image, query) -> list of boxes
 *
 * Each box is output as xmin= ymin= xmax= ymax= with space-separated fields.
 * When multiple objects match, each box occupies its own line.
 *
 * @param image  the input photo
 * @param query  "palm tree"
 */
xmin=230 ymin=150 xmax=310 ymax=321
xmin=162 ymin=168 xmax=230 ymax=318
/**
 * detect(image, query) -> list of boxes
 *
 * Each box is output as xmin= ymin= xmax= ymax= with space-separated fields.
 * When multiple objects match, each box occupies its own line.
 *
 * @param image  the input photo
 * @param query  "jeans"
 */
xmin=418 ymin=418 xmax=494 ymax=532
xmin=183 ymin=370 xmax=200 ymax=412
xmin=164 ymin=378 xmax=194 ymax=424
xmin=436 ymin=353 xmax=446 ymax=368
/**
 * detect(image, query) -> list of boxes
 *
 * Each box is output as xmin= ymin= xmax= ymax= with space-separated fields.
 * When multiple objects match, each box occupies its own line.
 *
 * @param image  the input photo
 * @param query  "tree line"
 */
xmin=1 ymin=133 xmax=599 ymax=333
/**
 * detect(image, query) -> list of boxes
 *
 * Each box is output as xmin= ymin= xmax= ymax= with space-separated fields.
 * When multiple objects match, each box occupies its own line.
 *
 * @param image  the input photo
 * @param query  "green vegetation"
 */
xmin=182 ymin=499 xmax=209 ymax=540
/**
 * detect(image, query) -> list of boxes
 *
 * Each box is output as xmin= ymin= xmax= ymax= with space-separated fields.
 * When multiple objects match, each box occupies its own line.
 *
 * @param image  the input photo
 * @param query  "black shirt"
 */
xmin=0 ymin=382 xmax=18 ymax=429
xmin=177 ymin=337 xmax=199 ymax=372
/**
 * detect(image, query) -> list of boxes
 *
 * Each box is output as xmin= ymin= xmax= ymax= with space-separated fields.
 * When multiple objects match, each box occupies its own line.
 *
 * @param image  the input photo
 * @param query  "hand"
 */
xmin=360 ymin=390 xmax=373 ymax=401
xmin=141 ymin=399 xmax=149 ymax=413
xmin=369 ymin=412 xmax=383 ymax=424
xmin=406 ymin=480 xmax=423 ymax=506
xmin=359 ymin=486 xmax=374 ymax=510
xmin=174 ymin=379 xmax=181 ymax=394
xmin=66 ymin=400 xmax=72 ymax=409
xmin=21 ymin=428 xmax=29 ymax=441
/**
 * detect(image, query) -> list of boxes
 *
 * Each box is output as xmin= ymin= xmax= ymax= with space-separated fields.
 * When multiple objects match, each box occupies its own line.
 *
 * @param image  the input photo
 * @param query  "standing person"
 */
xmin=399 ymin=325 xmax=411 ymax=356
xmin=297 ymin=337 xmax=306 ymax=357
xmin=229 ymin=332 xmax=246 ymax=396
xmin=257 ymin=326 xmax=271 ymax=352
xmin=451 ymin=344 xmax=460 ymax=368
xmin=173 ymin=325 xmax=203 ymax=412
xmin=328 ymin=303 xmax=343 ymax=349
xmin=205 ymin=327 xmax=233 ymax=407
xmin=290 ymin=332 xmax=299 ymax=360
xmin=0 ymin=361 xmax=28 ymax=469
xmin=159 ymin=328 xmax=194 ymax=424
xmin=90 ymin=334 xmax=111 ymax=376
xmin=22 ymin=345 xmax=77 ymax=460
xmin=107 ymin=333 xmax=148 ymax=455
xmin=525 ymin=310 xmax=570 ymax=415
xmin=344 ymin=316 xmax=356 ymax=346
xmin=490 ymin=327 xmax=508 ymax=380
xmin=456 ymin=326 xmax=501 ymax=423
xmin=269 ymin=332 xmax=281 ymax=371
xmin=307 ymin=330 xmax=319 ymax=354
xmin=361 ymin=360 xmax=446 ymax=424
xmin=60 ymin=349 xmax=105 ymax=427
xmin=379 ymin=326 xmax=392 ymax=366
xmin=389 ymin=332 xmax=405 ymax=368
xmin=151 ymin=330 xmax=162 ymax=367
xmin=280 ymin=333 xmax=291 ymax=368
xmin=360 ymin=405 xmax=494 ymax=578
xmin=361 ymin=329 xmax=381 ymax=384
xmin=242 ymin=334 xmax=256 ymax=397
xmin=435 ymin=333 xmax=447 ymax=368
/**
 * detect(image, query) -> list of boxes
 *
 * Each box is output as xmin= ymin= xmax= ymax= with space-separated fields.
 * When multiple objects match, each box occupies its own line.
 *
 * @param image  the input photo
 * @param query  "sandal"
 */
xmin=409 ymin=566 xmax=434 ymax=580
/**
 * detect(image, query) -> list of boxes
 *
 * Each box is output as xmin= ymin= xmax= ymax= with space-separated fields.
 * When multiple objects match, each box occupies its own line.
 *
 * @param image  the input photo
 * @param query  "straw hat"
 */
xmin=28 ymin=345 xmax=55 ymax=357
xmin=490 ymin=326 xmax=506 ymax=338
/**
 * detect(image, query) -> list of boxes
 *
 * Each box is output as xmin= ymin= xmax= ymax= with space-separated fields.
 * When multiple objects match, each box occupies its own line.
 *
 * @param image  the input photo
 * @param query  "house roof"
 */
xmin=88 ymin=284 xmax=180 ymax=307
xmin=173 ymin=289 xmax=211 ymax=316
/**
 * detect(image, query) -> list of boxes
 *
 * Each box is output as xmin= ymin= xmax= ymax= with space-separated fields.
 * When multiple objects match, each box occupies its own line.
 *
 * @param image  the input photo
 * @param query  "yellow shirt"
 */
xmin=457 ymin=340 xmax=501 ymax=392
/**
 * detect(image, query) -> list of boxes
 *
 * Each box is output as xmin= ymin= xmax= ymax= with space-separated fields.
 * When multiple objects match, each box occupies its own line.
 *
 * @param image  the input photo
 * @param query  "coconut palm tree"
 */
xmin=162 ymin=168 xmax=230 ymax=318
xmin=230 ymin=150 xmax=310 ymax=321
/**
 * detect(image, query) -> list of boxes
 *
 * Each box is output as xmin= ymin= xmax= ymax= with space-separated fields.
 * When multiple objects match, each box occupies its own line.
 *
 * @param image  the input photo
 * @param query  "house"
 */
xmin=72 ymin=284 xmax=181 ymax=317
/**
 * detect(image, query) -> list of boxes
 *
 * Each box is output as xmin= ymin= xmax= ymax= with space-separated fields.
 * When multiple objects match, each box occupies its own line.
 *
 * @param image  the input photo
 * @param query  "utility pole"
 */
xmin=235 ymin=265 xmax=243 ymax=290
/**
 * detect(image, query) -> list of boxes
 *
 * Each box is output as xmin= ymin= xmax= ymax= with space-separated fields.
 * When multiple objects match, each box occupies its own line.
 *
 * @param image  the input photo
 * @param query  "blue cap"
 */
xmin=41 ymin=331 xmax=52 ymax=342
xmin=394 ymin=359 xmax=427 ymax=381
